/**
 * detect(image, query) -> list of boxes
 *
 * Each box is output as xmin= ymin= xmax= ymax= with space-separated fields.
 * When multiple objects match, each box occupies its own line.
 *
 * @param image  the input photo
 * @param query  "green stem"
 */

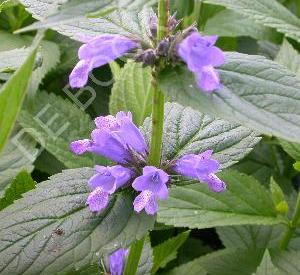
xmin=280 ymin=192 xmax=300 ymax=250
xmin=123 ymin=237 xmax=145 ymax=275
xmin=148 ymin=0 xmax=168 ymax=167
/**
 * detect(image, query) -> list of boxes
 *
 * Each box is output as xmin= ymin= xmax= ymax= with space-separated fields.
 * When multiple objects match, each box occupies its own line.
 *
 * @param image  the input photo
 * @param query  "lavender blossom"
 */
xmin=173 ymin=150 xmax=226 ymax=192
xmin=109 ymin=248 xmax=128 ymax=275
xmin=132 ymin=166 xmax=169 ymax=215
xmin=70 ymin=112 xmax=147 ymax=164
xmin=177 ymin=32 xmax=225 ymax=92
xmin=89 ymin=165 xmax=134 ymax=194
xmin=69 ymin=35 xmax=139 ymax=88
xmin=86 ymin=187 xmax=109 ymax=212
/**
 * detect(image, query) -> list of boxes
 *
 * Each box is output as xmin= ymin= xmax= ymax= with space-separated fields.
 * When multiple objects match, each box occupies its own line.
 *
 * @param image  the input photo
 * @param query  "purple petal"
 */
xmin=133 ymin=190 xmax=158 ymax=215
xmin=88 ymin=167 xmax=115 ymax=193
xmin=202 ymin=35 xmax=218 ymax=46
xmin=205 ymin=174 xmax=226 ymax=192
xmin=90 ymin=129 xmax=131 ymax=163
xmin=70 ymin=139 xmax=91 ymax=155
xmin=174 ymin=154 xmax=199 ymax=178
xmin=196 ymin=66 xmax=221 ymax=92
xmin=110 ymin=165 xmax=134 ymax=189
xmin=69 ymin=60 xmax=92 ymax=88
xmin=109 ymin=248 xmax=128 ymax=275
xmin=86 ymin=187 xmax=109 ymax=212
xmin=94 ymin=115 xmax=119 ymax=130
xmin=116 ymin=118 xmax=147 ymax=154
xmin=132 ymin=167 xmax=169 ymax=200
xmin=79 ymin=35 xmax=138 ymax=69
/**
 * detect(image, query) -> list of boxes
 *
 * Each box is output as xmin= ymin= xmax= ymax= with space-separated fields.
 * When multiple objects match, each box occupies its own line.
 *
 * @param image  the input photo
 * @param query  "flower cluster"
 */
xmin=70 ymin=112 xmax=226 ymax=215
xmin=69 ymin=15 xmax=225 ymax=93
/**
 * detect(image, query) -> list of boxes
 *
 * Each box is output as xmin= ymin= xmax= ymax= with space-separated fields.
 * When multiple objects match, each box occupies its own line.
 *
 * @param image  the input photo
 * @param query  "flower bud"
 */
xmin=149 ymin=15 xmax=158 ymax=38
xmin=135 ymin=49 xmax=156 ymax=67
xmin=157 ymin=39 xmax=170 ymax=57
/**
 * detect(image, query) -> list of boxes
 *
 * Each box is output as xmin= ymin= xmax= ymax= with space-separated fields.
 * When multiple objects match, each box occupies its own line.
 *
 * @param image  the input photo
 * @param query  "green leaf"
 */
xmin=0 ymin=170 xmax=35 ymax=210
xmin=204 ymin=9 xmax=278 ymax=41
xmin=270 ymin=178 xmax=289 ymax=215
xmin=217 ymin=225 xmax=284 ymax=249
xmin=142 ymin=103 xmax=260 ymax=169
xmin=0 ymin=168 xmax=154 ymax=274
xmin=203 ymin=0 xmax=300 ymax=42
xmin=152 ymin=231 xmax=190 ymax=274
xmin=253 ymin=250 xmax=281 ymax=275
xmin=17 ymin=0 xmax=155 ymax=44
xmin=158 ymin=170 xmax=285 ymax=229
xmin=170 ymin=248 xmax=264 ymax=275
xmin=167 ymin=260 xmax=207 ymax=275
xmin=0 ymin=32 xmax=60 ymax=98
xmin=275 ymin=39 xmax=300 ymax=76
xmin=0 ymin=33 xmax=43 ymax=153
xmin=0 ymin=133 xmax=37 ymax=191
xmin=18 ymin=91 xmax=106 ymax=169
xmin=110 ymin=61 xmax=153 ymax=126
xmin=137 ymin=237 xmax=153 ymax=275
xmin=270 ymin=249 xmax=300 ymax=275
xmin=279 ymin=140 xmax=300 ymax=161
xmin=158 ymin=53 xmax=300 ymax=143
xmin=294 ymin=161 xmax=300 ymax=171
xmin=232 ymin=142 xmax=276 ymax=184
xmin=0 ymin=47 xmax=29 ymax=73
xmin=124 ymin=237 xmax=146 ymax=275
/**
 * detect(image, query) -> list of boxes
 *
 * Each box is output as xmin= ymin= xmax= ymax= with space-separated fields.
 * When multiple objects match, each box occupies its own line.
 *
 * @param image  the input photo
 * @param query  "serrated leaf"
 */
xmin=270 ymin=249 xmax=300 ymax=275
xmin=0 ymin=170 xmax=35 ymax=210
xmin=0 ymin=47 xmax=29 ymax=73
xmin=217 ymin=225 xmax=284 ymax=249
xmin=28 ymin=39 xmax=60 ymax=98
xmin=0 ymin=32 xmax=42 ymax=153
xmin=152 ymin=231 xmax=190 ymax=274
xmin=158 ymin=53 xmax=300 ymax=143
xmin=17 ymin=0 xmax=155 ymax=44
xmin=253 ymin=250 xmax=281 ymax=275
xmin=110 ymin=61 xmax=153 ymax=126
xmin=142 ymin=103 xmax=260 ymax=169
xmin=203 ymin=0 xmax=300 ymax=42
xmin=274 ymin=40 xmax=300 ymax=160
xmin=204 ymin=9 xmax=277 ymax=41
xmin=172 ymin=248 xmax=264 ymax=275
xmin=275 ymin=39 xmax=300 ymax=76
xmin=294 ymin=162 xmax=300 ymax=171
xmin=0 ymin=168 xmax=154 ymax=274
xmin=137 ymin=237 xmax=153 ymax=275
xmin=0 ymin=32 xmax=60 ymax=100
xmin=0 ymin=133 xmax=37 ymax=191
xmin=18 ymin=91 xmax=106 ymax=169
xmin=158 ymin=170 xmax=285 ymax=229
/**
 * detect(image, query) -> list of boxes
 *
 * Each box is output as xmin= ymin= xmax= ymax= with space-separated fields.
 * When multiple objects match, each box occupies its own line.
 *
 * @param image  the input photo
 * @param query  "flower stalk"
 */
xmin=280 ymin=192 xmax=300 ymax=250
xmin=148 ymin=0 xmax=169 ymax=167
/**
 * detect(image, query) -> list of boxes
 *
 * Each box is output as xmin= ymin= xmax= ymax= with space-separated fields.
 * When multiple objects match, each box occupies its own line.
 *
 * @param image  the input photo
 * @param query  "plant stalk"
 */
xmin=280 ymin=191 xmax=300 ymax=250
xmin=148 ymin=0 xmax=168 ymax=167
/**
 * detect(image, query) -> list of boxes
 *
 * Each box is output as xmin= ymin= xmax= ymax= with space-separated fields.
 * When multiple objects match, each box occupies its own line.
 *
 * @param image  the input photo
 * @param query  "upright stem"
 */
xmin=148 ymin=0 xmax=168 ymax=167
xmin=280 ymin=192 xmax=300 ymax=250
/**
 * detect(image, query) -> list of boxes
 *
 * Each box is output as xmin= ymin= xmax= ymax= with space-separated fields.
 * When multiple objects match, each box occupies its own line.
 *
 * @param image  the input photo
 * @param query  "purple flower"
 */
xmin=133 ymin=190 xmax=158 ymax=215
xmin=177 ymin=32 xmax=225 ymax=92
xmin=89 ymin=165 xmax=134 ymax=194
xmin=109 ymin=248 xmax=128 ymax=275
xmin=70 ymin=112 xmax=147 ymax=164
xmin=86 ymin=187 xmax=109 ymax=212
xmin=173 ymin=150 xmax=226 ymax=192
xmin=132 ymin=166 xmax=169 ymax=215
xmin=69 ymin=35 xmax=139 ymax=88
